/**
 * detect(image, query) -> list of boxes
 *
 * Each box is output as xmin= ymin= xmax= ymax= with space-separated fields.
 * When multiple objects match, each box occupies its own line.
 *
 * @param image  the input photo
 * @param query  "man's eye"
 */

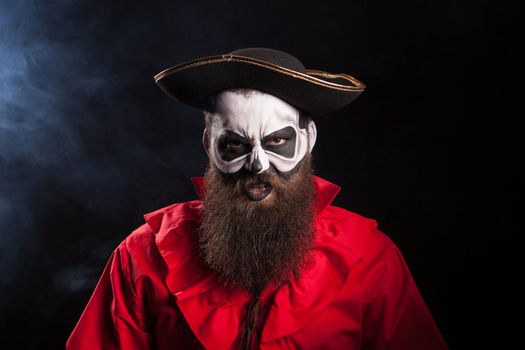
xmin=265 ymin=138 xmax=286 ymax=146
xmin=226 ymin=141 xmax=243 ymax=149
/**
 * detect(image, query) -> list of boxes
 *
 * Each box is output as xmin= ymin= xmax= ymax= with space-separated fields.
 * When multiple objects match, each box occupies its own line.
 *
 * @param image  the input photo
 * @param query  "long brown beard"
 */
xmin=198 ymin=155 xmax=315 ymax=296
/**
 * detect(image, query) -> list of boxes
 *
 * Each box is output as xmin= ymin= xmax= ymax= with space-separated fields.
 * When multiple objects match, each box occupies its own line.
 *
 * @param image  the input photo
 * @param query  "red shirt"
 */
xmin=67 ymin=176 xmax=448 ymax=349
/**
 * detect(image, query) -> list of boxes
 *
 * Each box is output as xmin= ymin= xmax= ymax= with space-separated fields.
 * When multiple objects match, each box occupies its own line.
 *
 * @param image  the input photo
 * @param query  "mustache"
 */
xmin=222 ymin=169 xmax=284 ymax=193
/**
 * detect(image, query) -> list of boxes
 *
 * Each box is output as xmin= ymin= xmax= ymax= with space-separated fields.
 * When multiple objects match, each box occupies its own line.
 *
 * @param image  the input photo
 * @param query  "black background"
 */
xmin=0 ymin=0 xmax=520 ymax=348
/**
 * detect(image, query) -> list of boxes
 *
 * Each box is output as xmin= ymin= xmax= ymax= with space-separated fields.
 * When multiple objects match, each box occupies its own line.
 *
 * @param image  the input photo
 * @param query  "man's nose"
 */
xmin=248 ymin=157 xmax=263 ymax=174
xmin=245 ymin=143 xmax=269 ymax=174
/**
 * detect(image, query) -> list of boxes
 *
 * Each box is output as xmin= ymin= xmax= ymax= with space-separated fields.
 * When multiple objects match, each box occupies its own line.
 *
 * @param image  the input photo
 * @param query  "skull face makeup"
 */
xmin=205 ymin=90 xmax=317 ymax=176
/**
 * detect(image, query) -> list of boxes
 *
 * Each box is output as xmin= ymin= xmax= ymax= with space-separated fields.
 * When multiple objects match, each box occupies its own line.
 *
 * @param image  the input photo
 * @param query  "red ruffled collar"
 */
xmin=144 ymin=176 xmax=375 ymax=349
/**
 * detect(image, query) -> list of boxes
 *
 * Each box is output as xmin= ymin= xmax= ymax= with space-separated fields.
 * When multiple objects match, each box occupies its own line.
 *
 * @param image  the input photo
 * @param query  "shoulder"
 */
xmin=316 ymin=205 xmax=398 ymax=260
xmin=142 ymin=200 xmax=202 ymax=234
xmin=318 ymin=207 xmax=418 ymax=300
xmin=122 ymin=199 xmax=202 ymax=249
xmin=115 ymin=200 xmax=202 ymax=276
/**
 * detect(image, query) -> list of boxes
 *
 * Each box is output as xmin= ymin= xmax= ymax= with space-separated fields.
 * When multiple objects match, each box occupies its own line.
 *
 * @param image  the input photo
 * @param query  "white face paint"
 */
xmin=205 ymin=90 xmax=317 ymax=174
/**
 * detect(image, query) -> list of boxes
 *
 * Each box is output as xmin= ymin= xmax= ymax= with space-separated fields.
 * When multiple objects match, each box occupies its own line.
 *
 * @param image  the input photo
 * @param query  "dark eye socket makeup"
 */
xmin=261 ymin=126 xmax=296 ymax=158
xmin=218 ymin=126 xmax=297 ymax=161
xmin=218 ymin=131 xmax=251 ymax=161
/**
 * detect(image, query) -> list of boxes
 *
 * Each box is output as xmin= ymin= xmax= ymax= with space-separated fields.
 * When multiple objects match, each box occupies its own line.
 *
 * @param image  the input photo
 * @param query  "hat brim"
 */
xmin=154 ymin=54 xmax=365 ymax=116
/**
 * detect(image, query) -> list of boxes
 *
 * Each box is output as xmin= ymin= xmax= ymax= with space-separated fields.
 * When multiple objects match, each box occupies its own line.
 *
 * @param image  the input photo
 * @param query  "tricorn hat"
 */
xmin=154 ymin=48 xmax=365 ymax=116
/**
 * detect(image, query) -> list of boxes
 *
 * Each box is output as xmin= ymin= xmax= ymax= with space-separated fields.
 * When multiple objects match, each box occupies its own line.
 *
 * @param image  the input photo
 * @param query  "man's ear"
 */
xmin=202 ymin=128 xmax=210 ymax=157
xmin=307 ymin=120 xmax=317 ymax=152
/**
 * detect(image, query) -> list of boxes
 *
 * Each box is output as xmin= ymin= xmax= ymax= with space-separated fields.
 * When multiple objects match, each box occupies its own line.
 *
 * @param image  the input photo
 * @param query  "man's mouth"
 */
xmin=244 ymin=181 xmax=272 ymax=201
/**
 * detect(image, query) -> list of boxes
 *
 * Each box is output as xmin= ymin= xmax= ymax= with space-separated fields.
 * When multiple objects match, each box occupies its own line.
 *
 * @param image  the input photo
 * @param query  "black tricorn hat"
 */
xmin=154 ymin=48 xmax=365 ymax=116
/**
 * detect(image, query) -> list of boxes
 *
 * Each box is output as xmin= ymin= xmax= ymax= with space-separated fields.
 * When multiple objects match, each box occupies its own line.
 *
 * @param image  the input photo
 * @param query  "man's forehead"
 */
xmin=213 ymin=90 xmax=300 ymax=128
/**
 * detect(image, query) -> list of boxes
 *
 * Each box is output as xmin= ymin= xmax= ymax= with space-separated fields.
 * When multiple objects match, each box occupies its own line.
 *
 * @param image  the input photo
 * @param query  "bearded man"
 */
xmin=67 ymin=48 xmax=448 ymax=349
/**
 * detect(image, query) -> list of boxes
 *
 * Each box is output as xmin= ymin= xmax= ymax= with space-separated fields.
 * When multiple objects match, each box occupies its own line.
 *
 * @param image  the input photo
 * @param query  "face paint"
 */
xmin=206 ymin=90 xmax=316 ymax=175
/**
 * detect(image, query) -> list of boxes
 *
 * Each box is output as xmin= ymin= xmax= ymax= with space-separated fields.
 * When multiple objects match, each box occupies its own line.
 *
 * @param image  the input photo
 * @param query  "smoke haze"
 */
xmin=0 ymin=0 xmax=519 ymax=349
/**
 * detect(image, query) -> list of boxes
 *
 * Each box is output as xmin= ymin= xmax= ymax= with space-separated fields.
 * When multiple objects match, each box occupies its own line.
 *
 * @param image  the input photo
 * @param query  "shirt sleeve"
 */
xmin=66 ymin=242 xmax=153 ymax=350
xmin=361 ymin=237 xmax=448 ymax=350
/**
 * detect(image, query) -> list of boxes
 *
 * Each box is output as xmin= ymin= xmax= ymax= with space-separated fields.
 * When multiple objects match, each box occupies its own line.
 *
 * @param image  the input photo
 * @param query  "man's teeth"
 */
xmin=249 ymin=185 xmax=266 ymax=193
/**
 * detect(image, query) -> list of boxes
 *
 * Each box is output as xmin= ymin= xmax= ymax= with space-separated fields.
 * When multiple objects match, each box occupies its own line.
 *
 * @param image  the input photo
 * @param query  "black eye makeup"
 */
xmin=218 ymin=130 xmax=251 ymax=161
xmin=262 ymin=126 xmax=296 ymax=158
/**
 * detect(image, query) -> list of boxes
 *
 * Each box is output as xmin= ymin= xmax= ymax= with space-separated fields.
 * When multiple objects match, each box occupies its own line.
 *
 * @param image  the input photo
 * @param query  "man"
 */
xmin=67 ymin=48 xmax=448 ymax=349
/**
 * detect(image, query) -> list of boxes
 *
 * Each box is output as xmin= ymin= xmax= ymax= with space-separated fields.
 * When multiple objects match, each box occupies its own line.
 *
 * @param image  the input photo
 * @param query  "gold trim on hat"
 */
xmin=154 ymin=54 xmax=366 ymax=92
